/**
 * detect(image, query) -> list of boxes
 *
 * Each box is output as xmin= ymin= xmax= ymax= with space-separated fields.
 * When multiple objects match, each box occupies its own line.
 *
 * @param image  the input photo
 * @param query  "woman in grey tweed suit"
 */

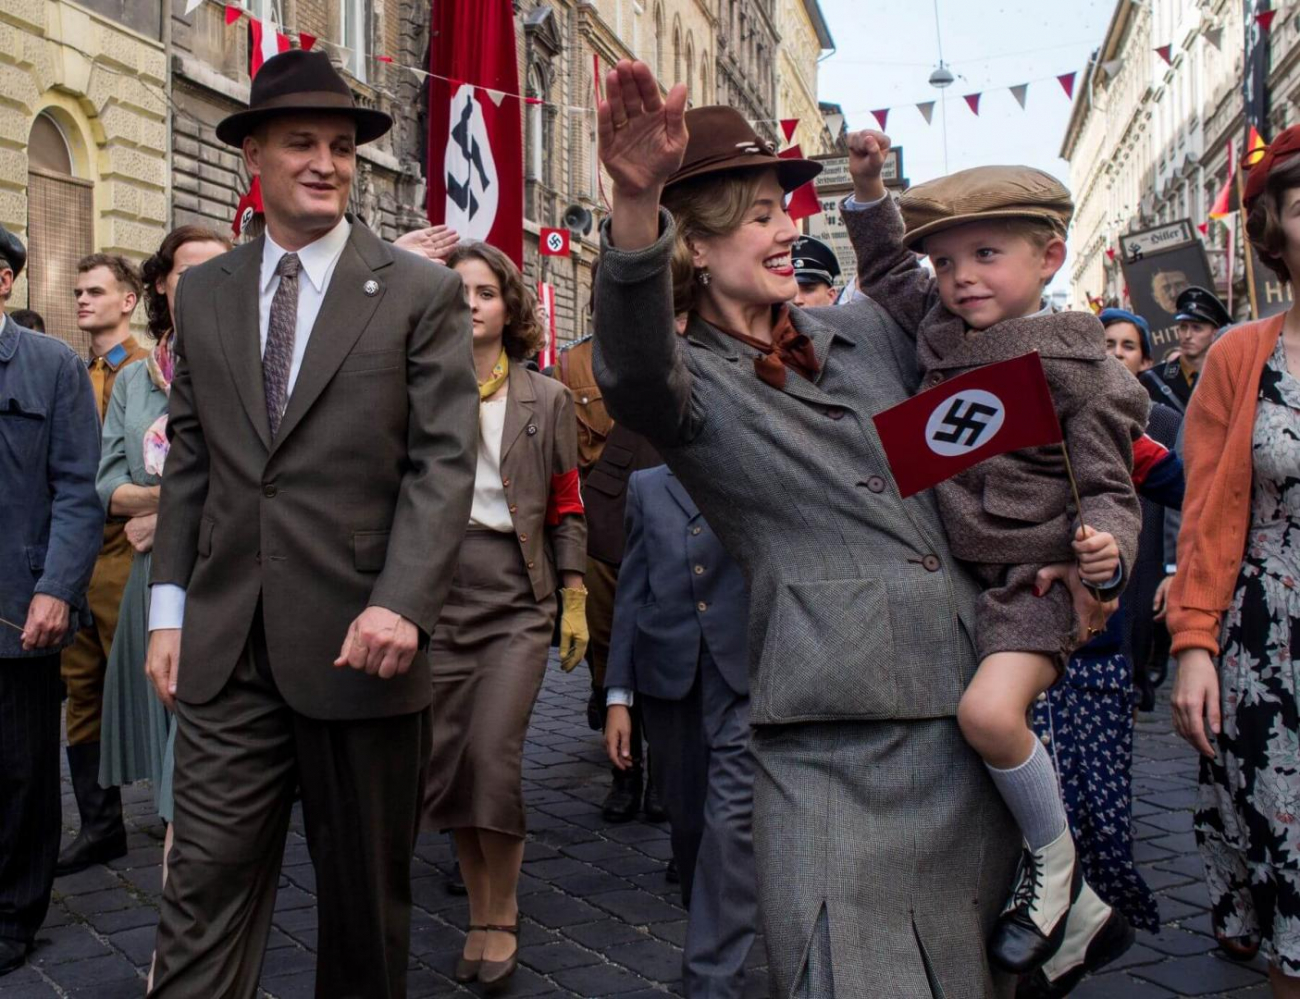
xmin=591 ymin=61 xmax=1104 ymax=999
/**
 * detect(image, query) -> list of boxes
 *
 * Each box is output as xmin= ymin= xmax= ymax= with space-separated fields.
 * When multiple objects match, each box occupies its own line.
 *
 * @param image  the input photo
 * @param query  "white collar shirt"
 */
xmin=259 ymin=215 xmax=352 ymax=398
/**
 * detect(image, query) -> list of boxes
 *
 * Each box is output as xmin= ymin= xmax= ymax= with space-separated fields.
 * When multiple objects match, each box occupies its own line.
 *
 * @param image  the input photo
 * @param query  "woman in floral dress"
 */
xmin=1171 ymin=127 xmax=1300 ymax=996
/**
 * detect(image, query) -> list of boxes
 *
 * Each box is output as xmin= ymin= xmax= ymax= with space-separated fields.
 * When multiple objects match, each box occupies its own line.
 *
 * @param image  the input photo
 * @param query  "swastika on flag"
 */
xmin=924 ymin=389 xmax=1006 ymax=457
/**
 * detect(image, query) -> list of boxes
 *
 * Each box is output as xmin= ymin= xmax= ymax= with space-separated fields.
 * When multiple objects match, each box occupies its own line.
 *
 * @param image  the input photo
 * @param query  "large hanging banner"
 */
xmin=1118 ymin=220 xmax=1216 ymax=363
xmin=426 ymin=0 xmax=524 ymax=266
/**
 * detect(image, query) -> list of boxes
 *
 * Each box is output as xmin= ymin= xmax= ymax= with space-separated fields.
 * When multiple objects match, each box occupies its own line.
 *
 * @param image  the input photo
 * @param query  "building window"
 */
xmin=685 ymin=35 xmax=694 ymax=99
xmin=27 ymin=112 xmax=93 ymax=353
xmin=631 ymin=1 xmax=643 ymax=58
xmin=673 ymin=26 xmax=681 ymax=84
xmin=653 ymin=4 xmax=664 ymax=77
xmin=340 ymin=0 xmax=367 ymax=83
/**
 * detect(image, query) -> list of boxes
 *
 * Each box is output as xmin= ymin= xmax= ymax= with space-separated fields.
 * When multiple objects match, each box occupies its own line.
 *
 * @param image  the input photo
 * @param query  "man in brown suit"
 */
xmin=57 ymin=254 xmax=148 ymax=875
xmin=143 ymin=51 xmax=478 ymax=997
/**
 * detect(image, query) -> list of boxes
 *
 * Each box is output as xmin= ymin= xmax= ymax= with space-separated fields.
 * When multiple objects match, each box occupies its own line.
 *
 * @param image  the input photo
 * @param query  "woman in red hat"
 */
xmin=1170 ymin=125 xmax=1300 ymax=995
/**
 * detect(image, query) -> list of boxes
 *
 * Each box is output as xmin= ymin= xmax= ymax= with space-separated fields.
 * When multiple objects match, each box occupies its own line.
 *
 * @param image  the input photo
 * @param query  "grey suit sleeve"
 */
xmin=592 ymin=210 xmax=703 ymax=449
xmin=367 ymin=267 xmax=478 ymax=633
xmin=547 ymin=385 xmax=587 ymax=577
xmin=35 ymin=351 xmax=103 ymax=606
xmin=604 ymin=473 xmax=648 ymax=692
xmin=152 ymin=272 xmax=210 ymax=590
xmin=841 ymin=194 xmax=939 ymax=339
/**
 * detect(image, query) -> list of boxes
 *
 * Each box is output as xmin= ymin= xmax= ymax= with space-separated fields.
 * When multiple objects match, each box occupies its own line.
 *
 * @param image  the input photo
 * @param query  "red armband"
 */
xmin=546 ymin=468 xmax=584 ymax=526
xmin=1131 ymin=433 xmax=1169 ymax=488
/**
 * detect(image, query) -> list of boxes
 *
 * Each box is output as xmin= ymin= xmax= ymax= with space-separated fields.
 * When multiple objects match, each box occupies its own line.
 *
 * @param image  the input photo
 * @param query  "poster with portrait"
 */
xmin=1118 ymin=220 xmax=1217 ymax=363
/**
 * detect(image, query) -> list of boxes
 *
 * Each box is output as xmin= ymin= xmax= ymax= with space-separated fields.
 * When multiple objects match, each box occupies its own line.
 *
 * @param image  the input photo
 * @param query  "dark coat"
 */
xmin=846 ymin=196 xmax=1148 ymax=573
xmin=151 ymin=218 xmax=480 ymax=718
xmin=604 ymin=466 xmax=748 ymax=701
xmin=1140 ymin=359 xmax=1194 ymax=413
xmin=0 ymin=316 xmax=103 ymax=657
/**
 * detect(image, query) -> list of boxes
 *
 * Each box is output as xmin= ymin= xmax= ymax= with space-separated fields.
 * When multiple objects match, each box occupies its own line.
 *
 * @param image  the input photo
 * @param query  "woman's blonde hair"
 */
xmin=447 ymin=241 xmax=546 ymax=360
xmin=661 ymin=168 xmax=771 ymax=315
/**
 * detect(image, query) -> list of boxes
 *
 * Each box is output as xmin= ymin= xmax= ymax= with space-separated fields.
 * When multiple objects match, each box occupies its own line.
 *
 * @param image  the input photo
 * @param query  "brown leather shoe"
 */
xmin=1216 ymin=934 xmax=1261 ymax=963
xmin=478 ymin=923 xmax=519 ymax=991
xmin=454 ymin=925 xmax=487 ymax=983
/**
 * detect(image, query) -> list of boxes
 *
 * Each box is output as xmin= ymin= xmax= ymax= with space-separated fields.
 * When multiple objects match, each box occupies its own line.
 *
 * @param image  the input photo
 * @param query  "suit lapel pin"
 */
xmin=526 ymin=424 xmax=537 ymax=435
xmin=363 ymin=279 xmax=380 ymax=297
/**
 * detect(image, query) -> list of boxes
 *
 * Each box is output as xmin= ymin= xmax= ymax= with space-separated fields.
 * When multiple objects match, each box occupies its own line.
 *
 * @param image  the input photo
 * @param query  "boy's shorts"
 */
xmin=970 ymin=562 xmax=1080 ymax=666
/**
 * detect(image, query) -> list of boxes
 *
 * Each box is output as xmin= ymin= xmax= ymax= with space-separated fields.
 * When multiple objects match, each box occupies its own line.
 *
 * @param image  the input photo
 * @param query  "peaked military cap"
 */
xmin=0 ymin=224 xmax=26 ymax=278
xmin=791 ymin=234 xmax=841 ymax=287
xmin=1173 ymin=286 xmax=1231 ymax=329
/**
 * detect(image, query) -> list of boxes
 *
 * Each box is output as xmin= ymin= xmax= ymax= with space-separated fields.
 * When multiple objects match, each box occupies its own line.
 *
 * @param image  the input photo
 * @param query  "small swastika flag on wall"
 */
xmin=539 ymin=228 xmax=571 ymax=256
xmin=872 ymin=351 xmax=1063 ymax=498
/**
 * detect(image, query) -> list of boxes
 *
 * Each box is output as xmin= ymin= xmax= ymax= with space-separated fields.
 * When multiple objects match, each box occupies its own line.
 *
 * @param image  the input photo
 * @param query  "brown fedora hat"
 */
xmin=216 ymin=49 xmax=392 ymax=147
xmin=665 ymin=106 xmax=821 ymax=193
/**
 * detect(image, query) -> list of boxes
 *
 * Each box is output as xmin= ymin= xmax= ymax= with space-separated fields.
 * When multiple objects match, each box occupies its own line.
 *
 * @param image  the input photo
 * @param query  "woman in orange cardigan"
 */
xmin=1170 ymin=126 xmax=1300 ymax=994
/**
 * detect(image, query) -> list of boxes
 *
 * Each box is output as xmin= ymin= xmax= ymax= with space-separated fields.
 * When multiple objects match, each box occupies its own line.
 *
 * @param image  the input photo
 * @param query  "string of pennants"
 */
xmin=865 ymin=9 xmax=1282 ymax=127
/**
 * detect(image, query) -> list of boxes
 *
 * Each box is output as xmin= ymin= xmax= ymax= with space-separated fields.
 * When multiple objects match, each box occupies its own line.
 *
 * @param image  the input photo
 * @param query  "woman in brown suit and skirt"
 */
xmin=426 ymin=242 xmax=588 ymax=990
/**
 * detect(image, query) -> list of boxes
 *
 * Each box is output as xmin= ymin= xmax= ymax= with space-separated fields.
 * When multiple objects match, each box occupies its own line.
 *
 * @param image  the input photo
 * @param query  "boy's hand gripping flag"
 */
xmin=872 ymin=352 xmax=1063 ymax=498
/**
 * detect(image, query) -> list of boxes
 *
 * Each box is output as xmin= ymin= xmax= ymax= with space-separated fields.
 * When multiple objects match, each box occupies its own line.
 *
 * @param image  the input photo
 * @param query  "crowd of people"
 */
xmin=1 ymin=46 xmax=1298 ymax=999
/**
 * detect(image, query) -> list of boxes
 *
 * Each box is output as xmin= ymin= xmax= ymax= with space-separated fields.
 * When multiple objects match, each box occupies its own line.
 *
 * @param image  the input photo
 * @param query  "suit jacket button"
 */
xmin=519 ymin=533 xmax=528 ymax=543
xmin=866 ymin=476 xmax=886 ymax=494
xmin=527 ymin=424 xmax=537 ymax=435
xmin=509 ymin=504 xmax=518 ymax=514
xmin=694 ymin=565 xmax=705 ymax=575
xmin=527 ymin=560 xmax=535 ymax=569
xmin=502 ymin=477 xmax=511 ymax=487
xmin=263 ymin=484 xmax=277 ymax=498
xmin=691 ymin=526 xmax=702 ymax=535
xmin=927 ymin=372 xmax=944 ymax=387
xmin=825 ymin=406 xmax=845 ymax=420
xmin=922 ymin=555 xmax=941 ymax=572
xmin=697 ymin=601 xmax=708 ymax=612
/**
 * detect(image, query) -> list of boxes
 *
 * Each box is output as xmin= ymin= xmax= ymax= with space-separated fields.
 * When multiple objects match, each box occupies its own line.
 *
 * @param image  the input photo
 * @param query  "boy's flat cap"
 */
xmin=900 ymin=164 xmax=1073 ymax=251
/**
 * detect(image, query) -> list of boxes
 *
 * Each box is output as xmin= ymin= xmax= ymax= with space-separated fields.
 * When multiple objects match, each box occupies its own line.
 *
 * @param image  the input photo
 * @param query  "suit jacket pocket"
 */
xmin=197 ymin=517 xmax=215 ymax=557
xmin=25 ymin=544 xmax=47 ymax=573
xmin=338 ymin=348 xmax=403 ymax=374
xmin=759 ymin=578 xmax=897 ymax=718
xmin=981 ymin=471 xmax=1066 ymax=525
xmin=352 ymin=530 xmax=390 ymax=572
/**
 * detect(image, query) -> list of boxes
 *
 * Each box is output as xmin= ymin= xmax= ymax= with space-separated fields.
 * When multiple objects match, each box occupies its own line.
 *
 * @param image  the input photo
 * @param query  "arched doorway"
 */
xmin=27 ymin=110 xmax=93 ymax=352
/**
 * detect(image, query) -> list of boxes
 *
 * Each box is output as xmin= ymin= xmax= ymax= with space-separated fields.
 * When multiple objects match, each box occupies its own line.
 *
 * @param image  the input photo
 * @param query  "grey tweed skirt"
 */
xmin=422 ymin=528 xmax=556 ymax=838
xmin=752 ymin=717 xmax=1019 ymax=999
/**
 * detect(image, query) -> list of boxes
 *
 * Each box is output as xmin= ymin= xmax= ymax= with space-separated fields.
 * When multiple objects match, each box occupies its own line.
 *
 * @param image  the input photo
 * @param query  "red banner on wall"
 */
xmin=426 ymin=0 xmax=524 ymax=267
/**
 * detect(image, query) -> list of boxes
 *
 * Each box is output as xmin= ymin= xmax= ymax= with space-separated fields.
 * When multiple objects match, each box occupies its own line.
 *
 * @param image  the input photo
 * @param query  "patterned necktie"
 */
xmin=264 ymin=252 xmax=300 ymax=437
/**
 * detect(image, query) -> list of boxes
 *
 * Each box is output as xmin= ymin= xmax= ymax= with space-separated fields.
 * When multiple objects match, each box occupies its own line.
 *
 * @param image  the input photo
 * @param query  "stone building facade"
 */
xmin=1062 ymin=0 xmax=1300 ymax=315
xmin=714 ymin=0 xmax=778 ymax=145
xmin=776 ymin=0 xmax=834 ymax=155
xmin=0 ymin=0 xmax=169 ymax=350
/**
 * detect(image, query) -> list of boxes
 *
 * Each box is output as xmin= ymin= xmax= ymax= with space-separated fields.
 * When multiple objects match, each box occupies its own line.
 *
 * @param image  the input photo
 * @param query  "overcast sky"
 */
xmin=814 ymin=0 xmax=1120 ymax=289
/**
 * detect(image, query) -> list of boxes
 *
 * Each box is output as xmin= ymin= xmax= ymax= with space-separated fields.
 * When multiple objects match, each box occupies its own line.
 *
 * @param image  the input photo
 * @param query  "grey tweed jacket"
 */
xmin=594 ymin=210 xmax=984 ymax=726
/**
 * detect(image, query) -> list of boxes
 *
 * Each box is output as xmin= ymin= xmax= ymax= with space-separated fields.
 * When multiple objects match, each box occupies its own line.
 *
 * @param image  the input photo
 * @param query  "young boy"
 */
xmin=842 ymin=131 xmax=1149 ymax=982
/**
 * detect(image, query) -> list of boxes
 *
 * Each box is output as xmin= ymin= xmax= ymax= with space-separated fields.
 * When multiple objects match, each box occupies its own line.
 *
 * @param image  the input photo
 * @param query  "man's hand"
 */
xmin=125 ymin=513 xmax=157 ymax=554
xmin=21 ymin=594 xmax=70 ymax=651
xmin=393 ymin=225 xmax=459 ymax=264
xmin=1153 ymin=575 xmax=1174 ymax=621
xmin=333 ymin=605 xmax=419 ymax=679
xmin=1172 ymin=648 xmax=1220 ymax=757
xmin=846 ymin=129 xmax=892 ymax=203
xmin=146 ymin=628 xmax=181 ymax=711
xmin=1073 ymin=525 xmax=1120 ymax=586
xmin=604 ymin=704 xmax=634 ymax=770
xmin=1034 ymin=562 xmax=1118 ymax=647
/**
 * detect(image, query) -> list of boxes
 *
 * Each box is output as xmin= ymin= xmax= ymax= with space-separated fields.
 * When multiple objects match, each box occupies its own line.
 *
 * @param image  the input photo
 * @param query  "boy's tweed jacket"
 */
xmin=845 ymin=196 xmax=1148 ymax=573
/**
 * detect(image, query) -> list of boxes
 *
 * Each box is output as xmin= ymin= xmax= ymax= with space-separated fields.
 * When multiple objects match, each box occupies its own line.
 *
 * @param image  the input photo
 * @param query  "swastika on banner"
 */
xmin=444 ymin=84 xmax=500 ymax=240
xmin=546 ymin=231 xmax=565 ymax=253
xmin=924 ymin=389 xmax=1006 ymax=457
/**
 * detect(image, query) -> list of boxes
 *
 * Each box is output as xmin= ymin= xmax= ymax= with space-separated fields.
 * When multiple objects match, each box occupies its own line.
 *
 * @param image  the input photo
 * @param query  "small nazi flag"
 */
xmin=872 ymin=352 xmax=1063 ymax=498
xmin=540 ymin=227 xmax=571 ymax=256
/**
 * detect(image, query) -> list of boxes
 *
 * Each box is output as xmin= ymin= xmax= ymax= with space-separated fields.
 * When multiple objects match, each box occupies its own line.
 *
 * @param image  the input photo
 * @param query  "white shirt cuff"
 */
xmin=149 ymin=584 xmax=187 ymax=631
xmin=606 ymin=686 xmax=634 ymax=707
xmin=842 ymin=193 xmax=888 ymax=211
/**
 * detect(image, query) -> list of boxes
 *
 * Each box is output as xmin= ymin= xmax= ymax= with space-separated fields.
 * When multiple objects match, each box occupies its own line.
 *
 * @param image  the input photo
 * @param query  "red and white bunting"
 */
xmin=249 ymin=16 xmax=290 ymax=78
xmin=1010 ymin=84 xmax=1029 ymax=109
xmin=1155 ymin=44 xmax=1172 ymax=65
xmin=780 ymin=118 xmax=799 ymax=143
xmin=1057 ymin=72 xmax=1076 ymax=99
xmin=1257 ymin=10 xmax=1278 ymax=32
xmin=871 ymin=109 xmax=889 ymax=130
xmin=224 ymin=3 xmax=241 ymax=25
xmin=963 ymin=93 xmax=981 ymax=116
xmin=916 ymin=101 xmax=935 ymax=124
xmin=299 ymin=32 xmax=316 ymax=51
xmin=778 ymin=144 xmax=820 ymax=222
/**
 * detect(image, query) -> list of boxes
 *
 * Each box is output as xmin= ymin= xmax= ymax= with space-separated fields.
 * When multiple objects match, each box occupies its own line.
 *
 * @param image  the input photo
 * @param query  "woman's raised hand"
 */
xmin=598 ymin=60 xmax=689 ymax=200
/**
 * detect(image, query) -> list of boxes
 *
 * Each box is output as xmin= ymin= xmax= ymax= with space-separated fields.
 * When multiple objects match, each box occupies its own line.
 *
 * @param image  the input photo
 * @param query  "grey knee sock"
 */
xmin=986 ymin=740 xmax=1068 ymax=851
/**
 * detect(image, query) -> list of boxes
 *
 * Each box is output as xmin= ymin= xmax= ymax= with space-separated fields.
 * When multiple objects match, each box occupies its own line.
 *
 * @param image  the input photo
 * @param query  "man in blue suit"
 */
xmin=0 ymin=224 xmax=103 ymax=976
xmin=604 ymin=465 xmax=755 ymax=999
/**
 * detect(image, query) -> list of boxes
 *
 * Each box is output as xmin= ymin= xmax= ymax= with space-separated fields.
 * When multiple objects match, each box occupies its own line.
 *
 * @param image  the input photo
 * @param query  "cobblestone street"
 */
xmin=0 ymin=660 xmax=1280 ymax=998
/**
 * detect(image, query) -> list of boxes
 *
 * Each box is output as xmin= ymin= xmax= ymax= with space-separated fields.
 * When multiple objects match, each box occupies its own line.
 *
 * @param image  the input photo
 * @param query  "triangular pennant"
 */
xmin=1257 ymin=10 xmax=1278 ymax=31
xmin=1010 ymin=84 xmax=1028 ymax=108
xmin=871 ymin=109 xmax=889 ymax=131
xmin=780 ymin=118 xmax=799 ymax=142
xmin=1204 ymin=26 xmax=1223 ymax=50
xmin=823 ymin=113 xmax=844 ymax=136
xmin=1057 ymin=72 xmax=1076 ymax=100
xmin=184 ymin=0 xmax=205 ymax=14
xmin=1105 ymin=247 xmax=1116 ymax=262
xmin=375 ymin=55 xmax=394 ymax=63
xmin=779 ymin=144 xmax=821 ymax=222
xmin=485 ymin=88 xmax=506 ymax=106
xmin=224 ymin=3 xmax=241 ymax=25
xmin=524 ymin=95 xmax=544 ymax=105
xmin=1197 ymin=221 xmax=1209 ymax=235
xmin=916 ymin=101 xmax=935 ymax=124
xmin=963 ymin=92 xmax=981 ymax=115
xmin=299 ymin=32 xmax=317 ymax=51
xmin=248 ymin=17 xmax=291 ymax=78
xmin=1155 ymin=44 xmax=1172 ymax=65
xmin=1102 ymin=58 xmax=1123 ymax=76
xmin=408 ymin=66 xmax=430 ymax=81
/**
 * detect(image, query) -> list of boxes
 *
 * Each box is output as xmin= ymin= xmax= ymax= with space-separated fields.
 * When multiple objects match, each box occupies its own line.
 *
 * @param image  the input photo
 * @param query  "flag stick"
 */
xmin=0 ymin=616 xmax=25 ymax=634
xmin=1058 ymin=439 xmax=1106 ymax=636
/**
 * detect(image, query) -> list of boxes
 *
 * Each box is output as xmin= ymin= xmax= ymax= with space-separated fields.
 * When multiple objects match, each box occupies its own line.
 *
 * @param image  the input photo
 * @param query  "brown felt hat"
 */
xmin=216 ymin=49 xmax=392 ymax=147
xmin=899 ymin=164 xmax=1073 ymax=251
xmin=665 ymin=106 xmax=822 ymax=193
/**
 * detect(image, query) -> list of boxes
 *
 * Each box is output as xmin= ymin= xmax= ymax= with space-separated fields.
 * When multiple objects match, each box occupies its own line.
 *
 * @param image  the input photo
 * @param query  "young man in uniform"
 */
xmin=1139 ymin=285 xmax=1230 ymax=413
xmin=790 ymin=234 xmax=841 ymax=308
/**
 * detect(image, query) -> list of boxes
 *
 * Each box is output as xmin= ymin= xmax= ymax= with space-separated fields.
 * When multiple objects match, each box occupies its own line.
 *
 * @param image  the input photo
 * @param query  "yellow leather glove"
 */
xmin=558 ymin=587 xmax=589 ymax=672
